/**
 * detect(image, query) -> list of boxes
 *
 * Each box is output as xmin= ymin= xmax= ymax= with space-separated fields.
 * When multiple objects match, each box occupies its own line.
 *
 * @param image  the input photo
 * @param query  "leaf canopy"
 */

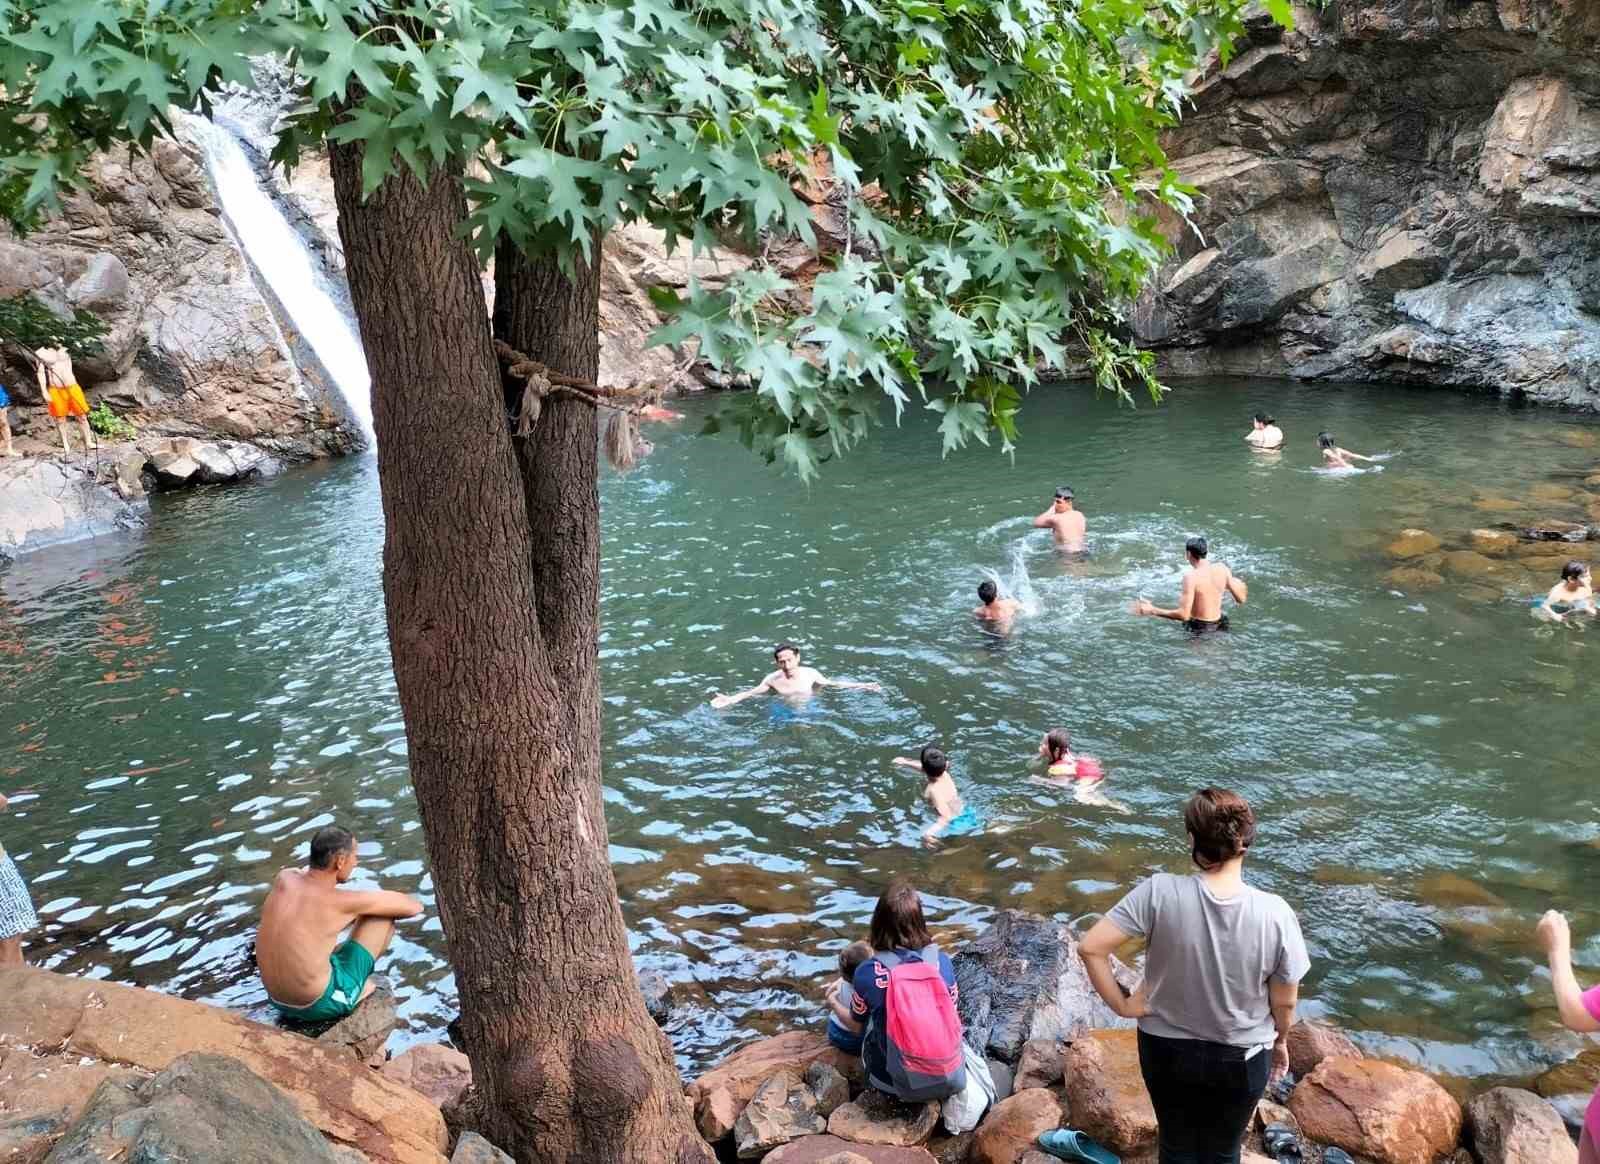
xmin=0 ymin=0 xmax=1275 ymax=477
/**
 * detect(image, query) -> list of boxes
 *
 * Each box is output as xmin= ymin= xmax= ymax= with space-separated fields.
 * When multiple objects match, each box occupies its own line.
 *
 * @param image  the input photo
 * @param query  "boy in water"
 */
xmin=823 ymin=939 xmax=873 ymax=1053
xmin=1318 ymin=431 xmax=1376 ymax=469
xmin=974 ymin=579 xmax=1021 ymax=625
xmin=891 ymin=746 xmax=974 ymax=848
xmin=1033 ymin=486 xmax=1086 ymax=549
xmin=1542 ymin=560 xmax=1595 ymax=620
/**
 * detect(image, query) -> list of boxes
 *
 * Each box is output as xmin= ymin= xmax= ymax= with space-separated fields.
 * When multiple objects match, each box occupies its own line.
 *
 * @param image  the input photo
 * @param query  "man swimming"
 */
xmin=1130 ymin=535 xmax=1248 ymax=633
xmin=891 ymin=746 xmax=970 ymax=848
xmin=1246 ymin=413 xmax=1284 ymax=450
xmin=974 ymin=579 xmax=1021 ymax=625
xmin=710 ymin=642 xmax=882 ymax=708
xmin=1542 ymin=560 xmax=1595 ymax=620
xmin=1318 ymin=431 xmax=1376 ymax=469
xmin=256 ymin=826 xmax=422 ymax=1022
xmin=1033 ymin=486 xmax=1086 ymax=549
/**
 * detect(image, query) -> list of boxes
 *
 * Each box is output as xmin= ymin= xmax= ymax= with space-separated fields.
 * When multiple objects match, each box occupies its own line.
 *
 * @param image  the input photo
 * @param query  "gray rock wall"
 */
xmin=1134 ymin=0 xmax=1600 ymax=404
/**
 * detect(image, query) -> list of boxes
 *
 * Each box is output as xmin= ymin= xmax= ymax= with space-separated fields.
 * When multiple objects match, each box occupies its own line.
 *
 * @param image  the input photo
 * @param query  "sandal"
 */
xmin=1261 ymin=1123 xmax=1303 ymax=1163
xmin=1322 ymin=1150 xmax=1355 ymax=1164
xmin=1036 ymin=1129 xmax=1120 ymax=1164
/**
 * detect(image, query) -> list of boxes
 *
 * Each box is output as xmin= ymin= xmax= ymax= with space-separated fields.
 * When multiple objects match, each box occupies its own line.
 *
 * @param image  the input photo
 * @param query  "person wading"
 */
xmin=1079 ymin=788 xmax=1309 ymax=1164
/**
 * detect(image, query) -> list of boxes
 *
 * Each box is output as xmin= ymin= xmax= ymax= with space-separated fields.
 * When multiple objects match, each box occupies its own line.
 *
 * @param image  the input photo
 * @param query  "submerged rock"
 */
xmin=1384 ymin=529 xmax=1442 ymax=559
xmin=952 ymin=911 xmax=1132 ymax=1064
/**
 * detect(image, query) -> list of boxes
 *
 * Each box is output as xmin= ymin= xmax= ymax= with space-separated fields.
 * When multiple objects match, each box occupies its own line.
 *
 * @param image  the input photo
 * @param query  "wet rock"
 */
xmin=828 ymin=1091 xmax=939 ymax=1147
xmin=688 ymin=1032 xmax=863 ymax=1143
xmin=808 ymin=1062 xmax=852 ymax=1118
xmin=46 ymin=1052 xmax=342 ymax=1164
xmin=1440 ymin=549 xmax=1502 ymax=579
xmin=953 ymin=911 xmax=1133 ymax=1064
xmin=764 ymin=1136 xmax=935 ymax=1164
xmin=1060 ymin=1029 xmax=1156 ymax=1155
xmin=0 ymin=455 xmax=149 ymax=560
xmin=1289 ymin=1058 xmax=1461 ymax=1164
xmin=1474 ymin=498 xmax=1526 ymax=513
xmin=1466 ymin=1086 xmax=1575 ymax=1164
xmin=1414 ymin=872 xmax=1507 ymax=910
xmin=969 ymin=1089 xmax=1061 ymax=1164
xmin=315 ymin=978 xmax=399 ymax=1067
xmin=1545 ymin=1092 xmax=1587 ymax=1141
xmin=1012 ymin=1040 xmax=1062 ymax=1092
xmin=1384 ymin=529 xmax=1442 ymax=559
xmin=1520 ymin=520 xmax=1590 ymax=542
xmin=1534 ymin=1046 xmax=1600 ymax=1099
xmin=450 ymin=1132 xmax=512 ymax=1163
xmin=1286 ymin=1021 xmax=1361 ymax=1080
xmin=380 ymin=1044 xmax=473 ymax=1111
xmin=1471 ymin=529 xmax=1520 ymax=555
xmin=1382 ymin=566 xmax=1445 ymax=590
xmin=142 ymin=436 xmax=283 ymax=490
xmin=734 ymin=1071 xmax=826 ymax=1159
xmin=0 ymin=967 xmax=447 ymax=1164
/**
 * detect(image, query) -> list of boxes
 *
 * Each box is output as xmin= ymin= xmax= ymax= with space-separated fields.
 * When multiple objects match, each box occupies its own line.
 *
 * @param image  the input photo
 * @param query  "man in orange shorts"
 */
xmin=36 ymin=345 xmax=95 ymax=453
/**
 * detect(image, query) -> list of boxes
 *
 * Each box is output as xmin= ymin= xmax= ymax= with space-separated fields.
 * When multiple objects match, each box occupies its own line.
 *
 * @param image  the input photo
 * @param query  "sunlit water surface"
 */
xmin=7 ymin=379 xmax=1600 ymax=1085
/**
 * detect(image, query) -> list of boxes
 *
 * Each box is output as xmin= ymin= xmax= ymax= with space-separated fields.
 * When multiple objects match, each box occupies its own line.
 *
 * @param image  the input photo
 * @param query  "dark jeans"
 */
xmin=1137 ymin=1029 xmax=1270 ymax=1164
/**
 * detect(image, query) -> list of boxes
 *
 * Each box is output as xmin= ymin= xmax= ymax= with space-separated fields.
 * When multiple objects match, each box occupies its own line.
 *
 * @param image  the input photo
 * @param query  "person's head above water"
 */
xmin=1562 ymin=560 xmax=1590 ymax=584
xmin=870 ymin=878 xmax=933 ymax=952
xmin=1185 ymin=535 xmax=1208 ymax=562
xmin=977 ymin=579 xmax=999 ymax=605
xmin=772 ymin=642 xmax=800 ymax=674
xmin=1317 ymin=431 xmax=1335 ymax=450
xmin=1042 ymin=728 xmax=1072 ymax=763
xmin=838 ymin=939 xmax=873 ymax=980
xmin=309 ymin=825 xmax=357 ymax=881
xmin=1252 ymin=413 xmax=1268 ymax=429
xmin=1053 ymin=486 xmax=1074 ymax=510
xmin=1185 ymin=787 xmax=1256 ymax=872
xmin=919 ymin=745 xmax=949 ymax=780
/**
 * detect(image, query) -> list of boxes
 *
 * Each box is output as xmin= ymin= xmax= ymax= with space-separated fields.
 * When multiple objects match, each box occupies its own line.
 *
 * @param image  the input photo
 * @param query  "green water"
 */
xmin=6 ymin=378 xmax=1600 ymax=1082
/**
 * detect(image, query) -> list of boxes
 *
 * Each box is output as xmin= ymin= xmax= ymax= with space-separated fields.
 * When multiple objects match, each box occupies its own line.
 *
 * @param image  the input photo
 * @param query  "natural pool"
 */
xmin=6 ymin=378 xmax=1600 ymax=1085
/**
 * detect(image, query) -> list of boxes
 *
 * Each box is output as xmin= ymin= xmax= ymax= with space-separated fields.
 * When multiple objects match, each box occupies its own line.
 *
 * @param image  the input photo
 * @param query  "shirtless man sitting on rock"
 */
xmin=1131 ymin=535 xmax=1248 ymax=633
xmin=256 ymin=825 xmax=422 ymax=1023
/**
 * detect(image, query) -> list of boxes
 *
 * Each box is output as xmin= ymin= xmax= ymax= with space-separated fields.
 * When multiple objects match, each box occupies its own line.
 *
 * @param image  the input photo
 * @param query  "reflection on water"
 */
xmin=7 ymin=380 xmax=1600 ymax=1081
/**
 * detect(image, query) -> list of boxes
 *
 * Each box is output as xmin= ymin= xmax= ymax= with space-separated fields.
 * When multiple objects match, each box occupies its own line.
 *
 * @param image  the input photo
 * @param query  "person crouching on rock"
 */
xmin=824 ymin=939 xmax=873 ymax=1054
xmin=1079 ymin=788 xmax=1310 ymax=1164
xmin=256 ymin=825 xmax=422 ymax=1023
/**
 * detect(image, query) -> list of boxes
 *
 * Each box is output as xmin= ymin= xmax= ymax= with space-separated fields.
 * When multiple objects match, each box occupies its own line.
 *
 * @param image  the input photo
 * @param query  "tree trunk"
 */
xmin=327 ymin=140 xmax=708 ymax=1164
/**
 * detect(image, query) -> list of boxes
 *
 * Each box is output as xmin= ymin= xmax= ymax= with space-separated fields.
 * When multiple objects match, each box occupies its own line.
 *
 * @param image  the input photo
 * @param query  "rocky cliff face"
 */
xmin=0 ymin=126 xmax=356 ymax=460
xmin=1135 ymin=0 xmax=1600 ymax=404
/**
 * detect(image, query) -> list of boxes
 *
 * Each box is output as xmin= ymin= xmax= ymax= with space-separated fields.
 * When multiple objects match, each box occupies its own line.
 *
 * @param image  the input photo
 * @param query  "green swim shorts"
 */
xmin=270 ymin=940 xmax=375 ymax=1022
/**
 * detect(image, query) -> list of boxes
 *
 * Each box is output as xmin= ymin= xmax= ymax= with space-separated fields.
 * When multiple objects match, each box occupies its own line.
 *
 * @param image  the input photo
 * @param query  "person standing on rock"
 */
xmin=0 ymin=791 xmax=40 ymax=966
xmin=256 ymin=825 xmax=423 ymax=1023
xmin=1078 ymin=788 xmax=1309 ymax=1164
xmin=0 ymin=381 xmax=15 ymax=457
xmin=1537 ymin=910 xmax=1600 ymax=1164
xmin=35 ymin=345 xmax=96 ymax=455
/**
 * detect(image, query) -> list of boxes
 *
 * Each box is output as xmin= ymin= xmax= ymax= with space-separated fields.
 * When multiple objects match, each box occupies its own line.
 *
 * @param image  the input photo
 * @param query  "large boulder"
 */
xmin=764 ymin=1136 xmax=936 ymax=1164
xmin=1288 ymin=1058 xmax=1462 ymax=1164
xmin=0 ymin=455 xmax=148 ymax=560
xmin=969 ymin=1089 xmax=1061 ymax=1164
xmin=827 ymin=1090 xmax=939 ymax=1147
xmin=0 ymin=1043 xmax=144 ymax=1164
xmin=1059 ymin=1030 xmax=1156 ymax=1155
xmin=686 ymin=1031 xmax=862 ymax=1142
xmin=1285 ymin=1020 xmax=1362 ymax=1079
xmin=44 ymin=1052 xmax=342 ymax=1164
xmin=380 ymin=1044 xmax=474 ymax=1112
xmin=953 ymin=911 xmax=1133 ymax=1064
xmin=1466 ymin=1086 xmax=1576 ymax=1164
xmin=0 ymin=967 xmax=447 ymax=1164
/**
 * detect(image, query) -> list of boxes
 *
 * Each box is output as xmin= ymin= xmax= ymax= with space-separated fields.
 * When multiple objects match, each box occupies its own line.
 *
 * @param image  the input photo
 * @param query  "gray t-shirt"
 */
xmin=1107 ymin=872 xmax=1310 ymax=1048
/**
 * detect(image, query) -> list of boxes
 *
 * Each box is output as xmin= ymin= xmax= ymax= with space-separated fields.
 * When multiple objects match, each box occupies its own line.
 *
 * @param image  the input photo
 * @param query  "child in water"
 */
xmin=892 ymin=745 xmax=980 ymax=847
xmin=823 ymin=939 xmax=872 ymax=1053
xmin=1541 ymin=560 xmax=1595 ymax=620
xmin=1318 ymin=431 xmax=1377 ymax=469
xmin=1038 ymin=729 xmax=1104 ymax=782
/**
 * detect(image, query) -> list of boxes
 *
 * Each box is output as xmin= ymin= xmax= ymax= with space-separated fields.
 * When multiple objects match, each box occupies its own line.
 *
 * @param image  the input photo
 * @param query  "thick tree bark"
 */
xmin=327 ymin=140 xmax=708 ymax=1163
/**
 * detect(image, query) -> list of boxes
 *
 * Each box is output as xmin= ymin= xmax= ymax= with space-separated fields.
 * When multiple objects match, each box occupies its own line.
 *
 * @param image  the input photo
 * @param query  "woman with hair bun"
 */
xmin=1076 ymin=788 xmax=1310 ymax=1164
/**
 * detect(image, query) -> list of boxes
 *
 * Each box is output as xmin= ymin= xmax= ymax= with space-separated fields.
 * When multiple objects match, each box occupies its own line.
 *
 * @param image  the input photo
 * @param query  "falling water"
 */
xmin=183 ymin=117 xmax=374 ymax=440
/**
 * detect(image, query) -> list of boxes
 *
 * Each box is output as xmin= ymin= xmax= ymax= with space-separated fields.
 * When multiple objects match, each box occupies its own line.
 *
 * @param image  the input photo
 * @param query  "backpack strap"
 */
xmin=920 ymin=943 xmax=941 ymax=964
xmin=874 ymin=950 xmax=902 ymax=970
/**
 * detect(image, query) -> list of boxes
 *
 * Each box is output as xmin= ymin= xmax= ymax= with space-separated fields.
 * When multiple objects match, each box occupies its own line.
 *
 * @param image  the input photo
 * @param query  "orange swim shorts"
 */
xmin=47 ymin=384 xmax=88 ymax=419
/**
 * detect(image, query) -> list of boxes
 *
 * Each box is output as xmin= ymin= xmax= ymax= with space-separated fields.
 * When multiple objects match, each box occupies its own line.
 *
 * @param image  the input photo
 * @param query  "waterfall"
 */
xmin=183 ymin=116 xmax=375 ymax=441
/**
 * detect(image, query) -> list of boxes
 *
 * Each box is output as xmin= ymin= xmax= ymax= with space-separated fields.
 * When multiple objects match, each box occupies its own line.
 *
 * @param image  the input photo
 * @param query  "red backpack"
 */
xmin=871 ymin=946 xmax=966 ymax=1101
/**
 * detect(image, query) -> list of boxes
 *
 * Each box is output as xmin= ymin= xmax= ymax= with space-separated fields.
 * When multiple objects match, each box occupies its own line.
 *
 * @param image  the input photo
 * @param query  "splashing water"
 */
xmin=980 ymin=537 xmax=1042 ymax=617
xmin=184 ymin=117 xmax=374 ymax=440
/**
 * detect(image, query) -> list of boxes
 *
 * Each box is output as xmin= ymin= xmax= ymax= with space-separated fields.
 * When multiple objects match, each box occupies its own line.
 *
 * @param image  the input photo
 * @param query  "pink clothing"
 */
xmin=1584 ymin=986 xmax=1600 ymax=1138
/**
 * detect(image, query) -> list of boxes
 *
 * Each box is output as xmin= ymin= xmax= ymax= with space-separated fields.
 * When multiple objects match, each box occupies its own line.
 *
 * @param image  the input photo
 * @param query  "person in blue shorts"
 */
xmin=0 ymin=382 xmax=13 ymax=458
xmin=256 ymin=826 xmax=423 ymax=1022
xmin=892 ymin=746 xmax=980 ymax=847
